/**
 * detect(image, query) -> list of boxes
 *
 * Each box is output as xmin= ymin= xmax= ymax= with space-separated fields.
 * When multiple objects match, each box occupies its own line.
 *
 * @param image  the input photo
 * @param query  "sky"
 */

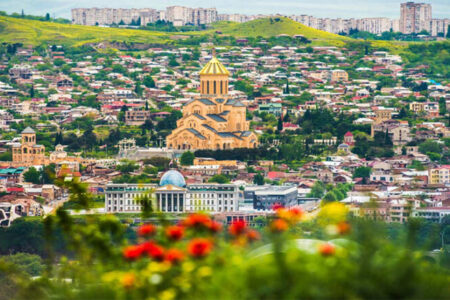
xmin=0 ymin=0 xmax=449 ymax=19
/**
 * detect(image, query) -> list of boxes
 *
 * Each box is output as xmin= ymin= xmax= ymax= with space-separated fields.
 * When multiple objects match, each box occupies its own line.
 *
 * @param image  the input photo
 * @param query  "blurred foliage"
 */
xmin=0 ymin=181 xmax=449 ymax=300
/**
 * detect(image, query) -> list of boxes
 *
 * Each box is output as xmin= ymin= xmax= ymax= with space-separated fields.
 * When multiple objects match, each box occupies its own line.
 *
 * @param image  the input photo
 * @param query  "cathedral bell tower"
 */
xmin=199 ymin=49 xmax=229 ymax=96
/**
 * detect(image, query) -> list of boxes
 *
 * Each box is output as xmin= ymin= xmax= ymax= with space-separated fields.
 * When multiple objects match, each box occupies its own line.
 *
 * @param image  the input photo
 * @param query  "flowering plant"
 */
xmin=2 ymin=181 xmax=450 ymax=300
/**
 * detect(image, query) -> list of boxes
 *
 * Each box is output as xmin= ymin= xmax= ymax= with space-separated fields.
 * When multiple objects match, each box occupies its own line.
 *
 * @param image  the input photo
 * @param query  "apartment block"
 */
xmin=400 ymin=2 xmax=432 ymax=34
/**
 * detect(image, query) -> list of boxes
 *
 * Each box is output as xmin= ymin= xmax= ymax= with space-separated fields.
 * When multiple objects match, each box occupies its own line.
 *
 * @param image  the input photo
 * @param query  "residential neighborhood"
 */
xmin=0 ymin=37 xmax=448 ymax=228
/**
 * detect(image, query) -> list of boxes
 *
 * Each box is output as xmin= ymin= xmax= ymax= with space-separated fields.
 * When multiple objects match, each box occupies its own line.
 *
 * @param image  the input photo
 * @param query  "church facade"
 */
xmin=166 ymin=56 xmax=258 ymax=150
xmin=12 ymin=127 xmax=46 ymax=166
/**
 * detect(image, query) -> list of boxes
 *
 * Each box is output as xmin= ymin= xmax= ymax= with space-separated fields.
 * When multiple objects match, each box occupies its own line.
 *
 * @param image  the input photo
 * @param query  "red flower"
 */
xmin=183 ymin=213 xmax=212 ymax=229
xmin=137 ymin=224 xmax=157 ymax=237
xmin=319 ymin=243 xmax=336 ymax=256
xmin=187 ymin=238 xmax=213 ymax=258
xmin=123 ymin=245 xmax=143 ymax=261
xmin=166 ymin=225 xmax=184 ymax=241
xmin=208 ymin=221 xmax=222 ymax=233
xmin=337 ymin=222 xmax=351 ymax=235
xmin=165 ymin=248 xmax=184 ymax=264
xmin=141 ymin=241 xmax=165 ymax=261
xmin=229 ymin=220 xmax=247 ymax=236
xmin=289 ymin=207 xmax=304 ymax=219
xmin=272 ymin=203 xmax=284 ymax=211
xmin=246 ymin=229 xmax=260 ymax=242
xmin=270 ymin=219 xmax=289 ymax=233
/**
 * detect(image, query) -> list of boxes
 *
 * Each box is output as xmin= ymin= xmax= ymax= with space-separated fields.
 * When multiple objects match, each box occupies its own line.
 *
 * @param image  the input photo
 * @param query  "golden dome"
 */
xmin=199 ymin=56 xmax=230 ymax=76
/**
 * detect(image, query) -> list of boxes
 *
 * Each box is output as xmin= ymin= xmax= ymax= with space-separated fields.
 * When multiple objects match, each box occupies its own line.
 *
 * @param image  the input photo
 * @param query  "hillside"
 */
xmin=0 ymin=16 xmax=170 ymax=47
xmin=210 ymin=17 xmax=351 ymax=46
xmin=0 ymin=15 xmax=355 ymax=48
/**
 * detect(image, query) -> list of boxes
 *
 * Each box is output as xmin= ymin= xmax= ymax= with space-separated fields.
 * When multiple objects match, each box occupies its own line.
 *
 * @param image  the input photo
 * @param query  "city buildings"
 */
xmin=72 ymin=3 xmax=449 ymax=36
xmin=428 ymin=166 xmax=450 ymax=185
xmin=72 ymin=6 xmax=217 ymax=26
xmin=105 ymin=170 xmax=240 ymax=213
xmin=244 ymin=185 xmax=298 ymax=211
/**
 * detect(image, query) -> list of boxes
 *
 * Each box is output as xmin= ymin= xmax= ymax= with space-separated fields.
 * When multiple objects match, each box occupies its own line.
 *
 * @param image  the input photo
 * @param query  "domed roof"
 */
xmin=199 ymin=56 xmax=230 ymax=76
xmin=159 ymin=170 xmax=186 ymax=187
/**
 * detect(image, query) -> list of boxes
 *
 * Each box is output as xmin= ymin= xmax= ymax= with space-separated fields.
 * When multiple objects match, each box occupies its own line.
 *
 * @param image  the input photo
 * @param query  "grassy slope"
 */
xmin=209 ymin=17 xmax=352 ymax=46
xmin=0 ymin=15 xmax=353 ymax=47
xmin=0 ymin=15 xmax=413 ymax=53
xmin=0 ymin=16 xmax=169 ymax=47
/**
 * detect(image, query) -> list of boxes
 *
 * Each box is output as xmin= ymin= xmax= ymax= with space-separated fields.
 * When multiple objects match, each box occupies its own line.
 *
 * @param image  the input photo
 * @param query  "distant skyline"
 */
xmin=1 ymin=0 xmax=449 ymax=19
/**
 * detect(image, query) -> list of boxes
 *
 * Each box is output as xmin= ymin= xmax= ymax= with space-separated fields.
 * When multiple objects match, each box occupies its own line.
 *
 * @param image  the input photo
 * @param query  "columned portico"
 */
xmin=155 ymin=184 xmax=186 ymax=213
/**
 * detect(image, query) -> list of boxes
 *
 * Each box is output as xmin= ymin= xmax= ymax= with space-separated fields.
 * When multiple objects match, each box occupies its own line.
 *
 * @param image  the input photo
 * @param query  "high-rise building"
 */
xmin=72 ymin=7 xmax=217 ymax=27
xmin=400 ymin=2 xmax=432 ymax=34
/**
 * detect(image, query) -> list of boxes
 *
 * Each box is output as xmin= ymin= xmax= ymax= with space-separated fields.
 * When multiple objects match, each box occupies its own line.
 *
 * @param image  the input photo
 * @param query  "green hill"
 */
xmin=0 ymin=16 xmax=170 ymax=47
xmin=209 ymin=17 xmax=351 ymax=46
xmin=0 ymin=15 xmax=354 ymax=47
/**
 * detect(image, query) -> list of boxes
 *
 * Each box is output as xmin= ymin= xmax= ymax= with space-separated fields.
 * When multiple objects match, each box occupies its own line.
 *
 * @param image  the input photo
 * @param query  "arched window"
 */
xmin=220 ymin=81 xmax=223 ymax=94
xmin=213 ymin=81 xmax=216 ymax=94
xmin=206 ymin=81 xmax=210 ymax=94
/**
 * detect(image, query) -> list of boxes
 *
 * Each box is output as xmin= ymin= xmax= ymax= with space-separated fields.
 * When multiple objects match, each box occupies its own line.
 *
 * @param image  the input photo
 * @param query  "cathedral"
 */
xmin=166 ymin=55 xmax=258 ymax=150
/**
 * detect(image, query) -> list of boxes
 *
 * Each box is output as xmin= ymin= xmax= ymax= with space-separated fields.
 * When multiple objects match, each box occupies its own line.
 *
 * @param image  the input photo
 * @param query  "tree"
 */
xmin=134 ymin=81 xmax=143 ymax=96
xmin=253 ymin=173 xmax=264 ymax=185
xmin=419 ymin=140 xmax=443 ymax=155
xmin=439 ymin=97 xmax=447 ymax=116
xmin=23 ymin=167 xmax=41 ymax=184
xmin=284 ymin=80 xmax=290 ymax=94
xmin=45 ymin=13 xmax=50 ymax=21
xmin=0 ymin=253 xmax=44 ymax=276
xmin=308 ymin=181 xmax=325 ymax=198
xmin=180 ymin=151 xmax=194 ymax=166
xmin=116 ymin=161 xmax=139 ymax=174
xmin=322 ymin=192 xmax=337 ymax=203
xmin=29 ymin=85 xmax=34 ymax=98
xmin=277 ymin=116 xmax=283 ymax=131
xmin=169 ymin=57 xmax=179 ymax=67
xmin=208 ymin=174 xmax=230 ymax=184
xmin=353 ymin=167 xmax=371 ymax=180
xmin=143 ymin=76 xmax=155 ymax=88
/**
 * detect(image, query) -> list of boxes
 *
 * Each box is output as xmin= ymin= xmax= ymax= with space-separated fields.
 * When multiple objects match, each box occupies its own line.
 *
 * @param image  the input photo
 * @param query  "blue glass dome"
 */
xmin=159 ymin=170 xmax=186 ymax=187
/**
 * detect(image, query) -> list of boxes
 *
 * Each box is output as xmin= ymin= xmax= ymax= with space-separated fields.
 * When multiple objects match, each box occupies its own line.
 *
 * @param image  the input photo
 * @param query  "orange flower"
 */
xmin=319 ymin=243 xmax=336 ymax=256
xmin=165 ymin=248 xmax=184 ymax=264
xmin=229 ymin=220 xmax=247 ymax=236
xmin=137 ymin=224 xmax=157 ymax=237
xmin=276 ymin=207 xmax=304 ymax=223
xmin=183 ymin=213 xmax=212 ymax=229
xmin=270 ymin=219 xmax=289 ymax=233
xmin=208 ymin=221 xmax=222 ymax=233
xmin=141 ymin=241 xmax=165 ymax=261
xmin=289 ymin=207 xmax=304 ymax=221
xmin=246 ymin=229 xmax=260 ymax=242
xmin=123 ymin=245 xmax=143 ymax=261
xmin=276 ymin=208 xmax=291 ymax=220
xmin=166 ymin=225 xmax=184 ymax=241
xmin=187 ymin=238 xmax=213 ymax=258
xmin=337 ymin=221 xmax=351 ymax=235
xmin=121 ymin=273 xmax=135 ymax=289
